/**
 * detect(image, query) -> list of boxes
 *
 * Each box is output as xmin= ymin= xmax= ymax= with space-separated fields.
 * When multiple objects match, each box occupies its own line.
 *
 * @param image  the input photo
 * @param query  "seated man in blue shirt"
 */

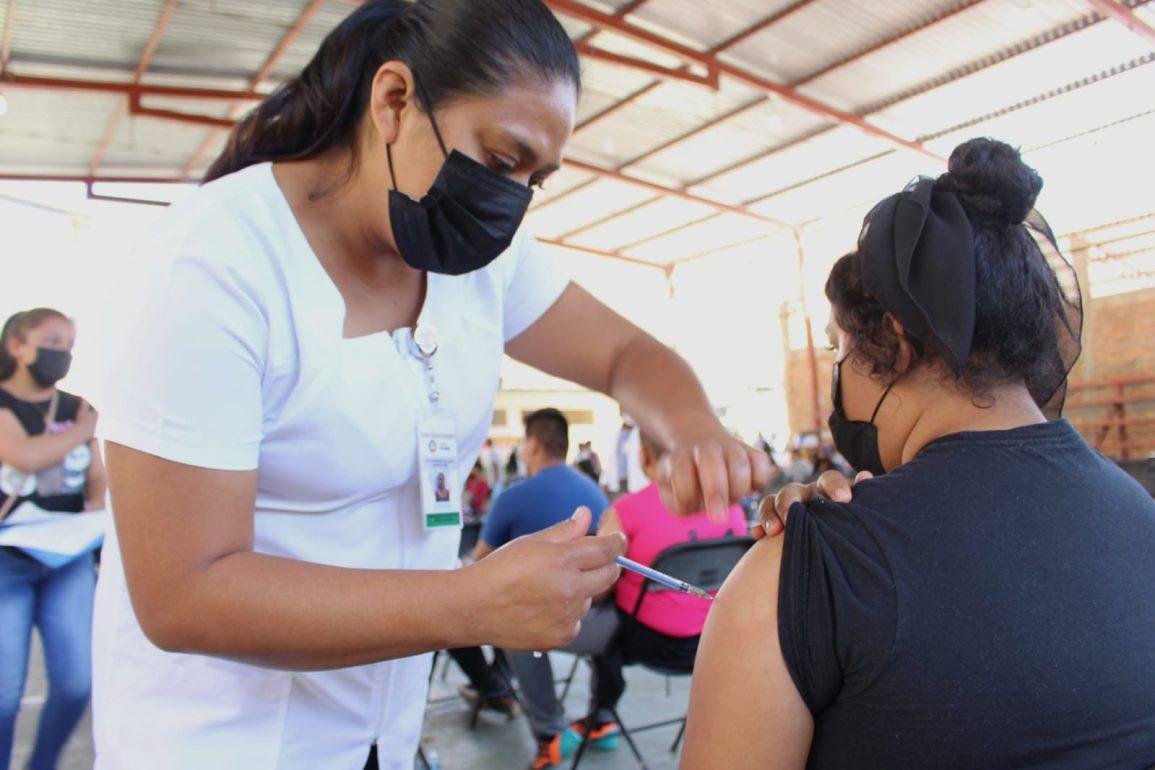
xmin=475 ymin=408 xmax=612 ymax=769
xmin=474 ymin=408 xmax=608 ymax=559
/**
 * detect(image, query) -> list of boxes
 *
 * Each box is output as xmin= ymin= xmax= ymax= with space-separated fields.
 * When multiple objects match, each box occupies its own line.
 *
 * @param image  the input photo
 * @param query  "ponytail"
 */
xmin=204 ymin=0 xmax=580 ymax=184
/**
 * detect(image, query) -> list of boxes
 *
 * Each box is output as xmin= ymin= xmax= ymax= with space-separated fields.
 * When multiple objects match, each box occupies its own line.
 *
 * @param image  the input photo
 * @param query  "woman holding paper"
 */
xmin=0 ymin=307 xmax=105 ymax=770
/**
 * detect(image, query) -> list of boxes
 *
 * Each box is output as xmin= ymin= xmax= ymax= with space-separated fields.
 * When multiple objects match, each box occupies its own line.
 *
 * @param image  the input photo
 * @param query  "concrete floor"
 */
xmin=13 ymin=642 xmax=687 ymax=770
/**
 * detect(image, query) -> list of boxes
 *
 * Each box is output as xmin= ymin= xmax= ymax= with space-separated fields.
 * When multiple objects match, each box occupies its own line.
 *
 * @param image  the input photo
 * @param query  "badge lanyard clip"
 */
xmin=411 ymin=324 xmax=462 ymax=531
xmin=409 ymin=323 xmax=441 ymax=407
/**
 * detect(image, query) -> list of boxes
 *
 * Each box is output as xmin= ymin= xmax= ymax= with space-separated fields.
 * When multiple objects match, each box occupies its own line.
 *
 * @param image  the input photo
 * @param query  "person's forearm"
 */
xmin=607 ymin=335 xmax=721 ymax=448
xmin=86 ymin=442 xmax=108 ymax=508
xmin=142 ymin=553 xmax=482 ymax=671
xmin=1 ymin=426 xmax=91 ymax=473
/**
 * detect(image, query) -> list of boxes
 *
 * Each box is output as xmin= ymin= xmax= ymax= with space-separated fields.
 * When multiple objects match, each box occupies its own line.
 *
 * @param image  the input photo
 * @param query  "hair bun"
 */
xmin=941 ymin=137 xmax=1042 ymax=225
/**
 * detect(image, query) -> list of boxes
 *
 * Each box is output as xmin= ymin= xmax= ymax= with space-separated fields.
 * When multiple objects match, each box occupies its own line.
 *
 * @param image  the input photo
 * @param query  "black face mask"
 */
xmin=386 ymin=98 xmax=532 ymax=276
xmin=28 ymin=347 xmax=72 ymax=388
xmin=827 ymin=357 xmax=895 ymax=477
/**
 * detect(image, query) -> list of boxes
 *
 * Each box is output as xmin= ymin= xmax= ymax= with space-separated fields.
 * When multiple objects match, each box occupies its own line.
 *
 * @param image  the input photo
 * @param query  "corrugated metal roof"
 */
xmin=527 ymin=178 xmax=657 ymax=237
xmin=621 ymin=211 xmax=770 ymax=263
xmin=800 ymin=0 xmax=1096 ymax=113
xmin=0 ymin=89 xmax=119 ymax=170
xmin=925 ymin=53 xmax=1155 ymax=151
xmin=565 ymin=196 xmax=714 ymax=251
xmin=724 ymin=0 xmax=966 ymax=87
xmin=626 ymin=95 xmax=830 ymax=188
xmin=574 ymin=57 xmax=659 ymax=124
xmin=566 ymin=78 xmax=760 ymax=171
xmin=102 ymin=110 xmax=227 ymax=171
xmin=149 ymin=0 xmax=308 ymax=79
xmin=1 ymin=0 xmax=1153 ymax=269
xmin=11 ymin=0 xmax=163 ymax=74
xmin=269 ymin=2 xmax=361 ymax=86
xmin=871 ymin=21 xmax=1153 ymax=140
xmin=629 ymin=0 xmax=802 ymax=53
xmin=528 ymin=166 xmax=598 ymax=208
xmin=691 ymin=125 xmax=892 ymax=205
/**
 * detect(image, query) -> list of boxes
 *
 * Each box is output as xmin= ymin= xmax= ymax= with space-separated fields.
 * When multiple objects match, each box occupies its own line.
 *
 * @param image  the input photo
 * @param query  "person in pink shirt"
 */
xmin=569 ymin=432 xmax=748 ymax=750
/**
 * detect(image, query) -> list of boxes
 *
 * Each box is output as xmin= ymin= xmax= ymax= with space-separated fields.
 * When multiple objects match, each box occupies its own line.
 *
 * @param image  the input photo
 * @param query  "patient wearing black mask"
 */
xmin=680 ymin=137 xmax=1155 ymax=769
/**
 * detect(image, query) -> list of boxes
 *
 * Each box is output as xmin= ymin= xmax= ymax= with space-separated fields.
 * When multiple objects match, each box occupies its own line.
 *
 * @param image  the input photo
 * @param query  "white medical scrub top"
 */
xmin=92 ymin=162 xmax=569 ymax=770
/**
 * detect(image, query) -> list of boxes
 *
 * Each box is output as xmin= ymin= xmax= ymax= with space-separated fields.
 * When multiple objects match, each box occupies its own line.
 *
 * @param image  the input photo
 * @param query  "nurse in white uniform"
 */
xmin=92 ymin=1 xmax=771 ymax=768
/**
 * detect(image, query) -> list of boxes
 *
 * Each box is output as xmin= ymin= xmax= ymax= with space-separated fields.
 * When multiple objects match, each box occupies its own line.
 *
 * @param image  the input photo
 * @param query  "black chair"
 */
xmin=570 ymin=534 xmax=755 ymax=769
xmin=465 ymin=648 xmax=522 ymax=729
xmin=428 ymin=646 xmax=522 ymax=727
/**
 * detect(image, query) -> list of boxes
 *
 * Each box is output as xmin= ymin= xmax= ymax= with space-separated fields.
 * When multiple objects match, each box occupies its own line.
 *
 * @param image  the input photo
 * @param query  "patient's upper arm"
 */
xmin=680 ymin=535 xmax=813 ymax=770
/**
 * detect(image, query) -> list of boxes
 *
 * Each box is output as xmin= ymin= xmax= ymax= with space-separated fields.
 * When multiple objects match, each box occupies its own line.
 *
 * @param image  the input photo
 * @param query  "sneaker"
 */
xmin=566 ymin=717 xmax=620 ymax=751
xmin=530 ymin=732 xmax=580 ymax=769
xmin=458 ymin=684 xmax=521 ymax=719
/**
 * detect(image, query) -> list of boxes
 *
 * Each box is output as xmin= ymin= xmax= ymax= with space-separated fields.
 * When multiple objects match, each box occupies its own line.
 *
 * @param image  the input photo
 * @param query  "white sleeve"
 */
xmin=501 ymin=230 xmax=571 ymax=343
xmin=98 ymin=229 xmax=267 ymax=472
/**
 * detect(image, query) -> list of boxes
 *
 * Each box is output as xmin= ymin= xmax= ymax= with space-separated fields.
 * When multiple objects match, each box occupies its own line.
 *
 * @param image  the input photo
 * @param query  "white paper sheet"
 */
xmin=0 ymin=502 xmax=107 ymax=567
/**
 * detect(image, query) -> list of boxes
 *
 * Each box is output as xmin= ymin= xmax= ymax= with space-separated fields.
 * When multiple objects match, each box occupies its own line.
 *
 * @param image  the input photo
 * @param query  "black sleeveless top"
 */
xmin=0 ymin=387 xmax=89 ymax=514
xmin=779 ymin=420 xmax=1155 ymax=768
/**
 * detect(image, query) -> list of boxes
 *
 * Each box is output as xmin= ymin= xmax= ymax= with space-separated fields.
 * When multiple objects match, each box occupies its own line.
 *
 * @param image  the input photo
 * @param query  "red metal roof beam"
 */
xmin=90 ymin=0 xmax=182 ymax=180
xmin=86 ymin=181 xmax=171 ymax=207
xmin=572 ymin=0 xmax=652 ymax=46
xmin=564 ymin=1 xmax=812 ymax=155
xmin=0 ymin=74 xmax=263 ymax=101
xmin=249 ymin=0 xmax=328 ymax=89
xmin=795 ymin=0 xmax=988 ymax=86
xmin=573 ymin=78 xmax=665 ymax=132
xmin=544 ymin=0 xmax=943 ymax=162
xmin=706 ymin=0 xmax=822 ymax=53
xmin=576 ymin=42 xmax=718 ymax=88
xmin=132 ymin=0 xmax=181 ymax=82
xmin=536 ymin=237 xmax=667 ymax=272
xmin=616 ymin=95 xmax=768 ymax=170
xmin=0 ymin=174 xmax=188 ymax=183
xmin=563 ymin=157 xmax=788 ymax=227
xmin=128 ymin=93 xmax=236 ymax=128
xmin=1084 ymin=0 xmax=1155 ymax=45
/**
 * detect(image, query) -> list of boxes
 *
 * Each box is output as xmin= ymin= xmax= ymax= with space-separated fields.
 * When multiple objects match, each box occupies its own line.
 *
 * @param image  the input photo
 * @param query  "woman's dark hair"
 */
xmin=826 ymin=137 xmax=1068 ymax=404
xmin=0 ymin=308 xmax=71 ymax=381
xmin=205 ymin=0 xmax=581 ymax=184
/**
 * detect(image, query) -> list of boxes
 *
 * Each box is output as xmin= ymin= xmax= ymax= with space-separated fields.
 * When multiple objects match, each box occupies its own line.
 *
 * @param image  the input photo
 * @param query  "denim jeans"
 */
xmin=0 ymin=547 xmax=95 ymax=770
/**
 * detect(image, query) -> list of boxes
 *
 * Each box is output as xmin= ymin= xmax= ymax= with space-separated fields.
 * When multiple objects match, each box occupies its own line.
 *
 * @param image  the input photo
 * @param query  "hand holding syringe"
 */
xmin=532 ymin=555 xmax=713 ymax=658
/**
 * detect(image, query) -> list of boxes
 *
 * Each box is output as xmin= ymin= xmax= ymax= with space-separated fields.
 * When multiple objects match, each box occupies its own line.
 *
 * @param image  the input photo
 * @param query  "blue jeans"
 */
xmin=0 ymin=548 xmax=95 ymax=770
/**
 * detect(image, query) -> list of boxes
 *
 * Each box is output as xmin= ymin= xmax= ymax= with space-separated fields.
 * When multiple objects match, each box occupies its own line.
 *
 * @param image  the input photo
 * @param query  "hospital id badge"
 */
xmin=417 ymin=411 xmax=462 ymax=530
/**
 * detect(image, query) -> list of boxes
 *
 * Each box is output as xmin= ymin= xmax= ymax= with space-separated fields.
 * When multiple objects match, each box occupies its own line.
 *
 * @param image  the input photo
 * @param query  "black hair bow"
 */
xmin=858 ymin=177 xmax=975 ymax=376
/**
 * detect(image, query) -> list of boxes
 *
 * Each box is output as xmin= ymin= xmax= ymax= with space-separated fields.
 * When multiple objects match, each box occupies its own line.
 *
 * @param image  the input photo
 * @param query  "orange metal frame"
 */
xmin=3 ymin=0 xmax=1154 ymax=272
xmin=1067 ymin=375 xmax=1155 ymax=460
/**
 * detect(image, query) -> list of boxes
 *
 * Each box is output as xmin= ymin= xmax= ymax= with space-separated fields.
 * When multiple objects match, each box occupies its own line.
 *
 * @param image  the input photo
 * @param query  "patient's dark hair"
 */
xmin=826 ymin=137 xmax=1066 ymax=403
xmin=205 ymin=0 xmax=580 ymax=183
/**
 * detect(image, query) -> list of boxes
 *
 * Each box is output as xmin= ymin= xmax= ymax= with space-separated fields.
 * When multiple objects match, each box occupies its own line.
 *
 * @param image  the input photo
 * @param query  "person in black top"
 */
xmin=0 ymin=308 xmax=104 ymax=770
xmin=682 ymin=138 xmax=1155 ymax=769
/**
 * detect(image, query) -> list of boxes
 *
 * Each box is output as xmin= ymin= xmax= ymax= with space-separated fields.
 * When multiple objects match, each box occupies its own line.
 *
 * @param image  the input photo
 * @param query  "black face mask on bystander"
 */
xmin=27 ymin=348 xmax=72 ymax=388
